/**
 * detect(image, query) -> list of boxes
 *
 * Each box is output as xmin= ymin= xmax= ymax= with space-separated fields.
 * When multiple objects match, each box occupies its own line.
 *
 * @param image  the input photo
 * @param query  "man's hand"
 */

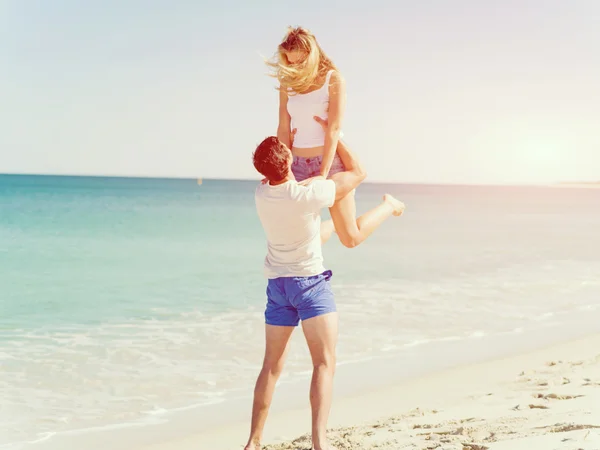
xmin=313 ymin=116 xmax=328 ymax=131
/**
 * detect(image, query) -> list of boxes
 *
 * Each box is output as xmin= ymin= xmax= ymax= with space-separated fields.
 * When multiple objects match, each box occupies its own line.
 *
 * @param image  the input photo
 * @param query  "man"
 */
xmin=245 ymin=123 xmax=404 ymax=450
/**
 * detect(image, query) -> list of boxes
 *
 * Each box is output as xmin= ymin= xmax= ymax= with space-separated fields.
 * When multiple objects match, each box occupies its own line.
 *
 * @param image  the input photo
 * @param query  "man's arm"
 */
xmin=301 ymin=154 xmax=365 ymax=202
xmin=300 ymin=178 xmax=336 ymax=211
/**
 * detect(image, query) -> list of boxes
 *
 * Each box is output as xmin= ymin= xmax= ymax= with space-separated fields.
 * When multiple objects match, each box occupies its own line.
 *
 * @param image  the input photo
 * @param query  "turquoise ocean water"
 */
xmin=1 ymin=174 xmax=600 ymax=448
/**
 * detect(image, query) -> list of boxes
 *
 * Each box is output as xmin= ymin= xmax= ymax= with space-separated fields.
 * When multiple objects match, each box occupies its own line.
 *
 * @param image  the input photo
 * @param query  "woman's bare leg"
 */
xmin=320 ymin=220 xmax=336 ymax=245
xmin=330 ymin=140 xmax=405 ymax=248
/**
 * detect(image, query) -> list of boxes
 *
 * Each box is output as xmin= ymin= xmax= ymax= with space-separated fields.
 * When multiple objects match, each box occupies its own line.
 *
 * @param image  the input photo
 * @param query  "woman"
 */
xmin=268 ymin=26 xmax=405 ymax=248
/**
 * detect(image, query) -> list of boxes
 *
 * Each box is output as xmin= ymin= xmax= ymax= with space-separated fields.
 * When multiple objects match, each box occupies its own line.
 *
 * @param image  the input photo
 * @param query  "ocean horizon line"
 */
xmin=1 ymin=171 xmax=591 ymax=189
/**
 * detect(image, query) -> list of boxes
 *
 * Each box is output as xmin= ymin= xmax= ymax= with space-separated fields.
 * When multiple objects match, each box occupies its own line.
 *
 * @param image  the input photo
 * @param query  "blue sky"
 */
xmin=2 ymin=0 xmax=599 ymax=184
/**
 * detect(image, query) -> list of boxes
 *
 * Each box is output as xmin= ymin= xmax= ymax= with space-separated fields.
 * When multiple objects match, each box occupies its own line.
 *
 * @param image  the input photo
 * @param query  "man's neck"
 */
xmin=269 ymin=173 xmax=295 ymax=186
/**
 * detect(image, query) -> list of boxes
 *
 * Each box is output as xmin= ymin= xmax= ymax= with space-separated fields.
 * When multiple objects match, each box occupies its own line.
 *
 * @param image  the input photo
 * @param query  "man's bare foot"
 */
xmin=383 ymin=194 xmax=405 ymax=216
xmin=244 ymin=439 xmax=260 ymax=450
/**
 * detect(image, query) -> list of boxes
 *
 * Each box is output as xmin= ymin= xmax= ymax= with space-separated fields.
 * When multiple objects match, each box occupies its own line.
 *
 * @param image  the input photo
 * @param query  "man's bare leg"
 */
xmin=302 ymin=312 xmax=338 ymax=450
xmin=245 ymin=325 xmax=295 ymax=450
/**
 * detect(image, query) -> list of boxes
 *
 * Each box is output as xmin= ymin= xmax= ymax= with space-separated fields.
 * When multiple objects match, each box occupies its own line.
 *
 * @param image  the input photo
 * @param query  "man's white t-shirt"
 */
xmin=255 ymin=179 xmax=336 ymax=279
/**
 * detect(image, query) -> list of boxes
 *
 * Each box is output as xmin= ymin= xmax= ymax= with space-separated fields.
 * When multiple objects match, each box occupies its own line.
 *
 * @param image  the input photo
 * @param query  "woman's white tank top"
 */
xmin=286 ymin=70 xmax=336 ymax=148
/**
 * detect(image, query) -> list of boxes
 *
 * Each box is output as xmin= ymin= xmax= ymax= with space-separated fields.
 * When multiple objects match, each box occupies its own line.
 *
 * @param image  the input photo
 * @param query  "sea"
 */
xmin=1 ymin=174 xmax=599 ymax=449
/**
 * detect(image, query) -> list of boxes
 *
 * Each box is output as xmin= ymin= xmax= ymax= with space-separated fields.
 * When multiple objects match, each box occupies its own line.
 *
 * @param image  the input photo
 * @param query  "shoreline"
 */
xmin=149 ymin=332 xmax=600 ymax=449
xmin=24 ymin=308 xmax=600 ymax=450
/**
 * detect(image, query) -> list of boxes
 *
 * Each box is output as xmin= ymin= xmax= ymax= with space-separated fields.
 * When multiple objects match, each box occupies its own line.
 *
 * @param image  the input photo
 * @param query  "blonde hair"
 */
xmin=266 ymin=26 xmax=337 ymax=94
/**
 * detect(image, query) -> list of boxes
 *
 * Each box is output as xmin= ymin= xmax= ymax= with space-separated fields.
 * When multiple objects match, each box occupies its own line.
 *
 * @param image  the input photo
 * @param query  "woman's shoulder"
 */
xmin=328 ymin=70 xmax=343 ymax=81
xmin=327 ymin=70 xmax=345 ymax=91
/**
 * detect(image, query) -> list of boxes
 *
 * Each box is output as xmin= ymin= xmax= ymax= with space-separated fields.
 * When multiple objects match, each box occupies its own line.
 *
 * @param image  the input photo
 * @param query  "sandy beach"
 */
xmin=137 ymin=333 xmax=600 ymax=450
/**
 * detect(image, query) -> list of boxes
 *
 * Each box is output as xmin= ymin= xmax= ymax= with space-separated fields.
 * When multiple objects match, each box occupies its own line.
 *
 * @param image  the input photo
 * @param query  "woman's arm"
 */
xmin=319 ymin=71 xmax=346 ymax=178
xmin=277 ymin=88 xmax=292 ymax=148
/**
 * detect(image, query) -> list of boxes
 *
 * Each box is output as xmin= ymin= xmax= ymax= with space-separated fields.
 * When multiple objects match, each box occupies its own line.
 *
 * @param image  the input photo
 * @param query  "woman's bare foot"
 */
xmin=383 ymin=194 xmax=405 ymax=216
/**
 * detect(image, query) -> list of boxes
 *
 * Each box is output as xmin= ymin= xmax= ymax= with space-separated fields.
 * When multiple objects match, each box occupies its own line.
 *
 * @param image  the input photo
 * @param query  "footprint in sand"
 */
xmin=545 ymin=360 xmax=565 ymax=368
xmin=514 ymin=394 xmax=582 ymax=412
xmin=528 ymin=404 xmax=550 ymax=409
xmin=516 ymin=375 xmax=551 ymax=387
xmin=532 ymin=392 xmax=584 ymax=400
xmin=547 ymin=423 xmax=600 ymax=433
xmin=527 ymin=376 xmax=570 ymax=388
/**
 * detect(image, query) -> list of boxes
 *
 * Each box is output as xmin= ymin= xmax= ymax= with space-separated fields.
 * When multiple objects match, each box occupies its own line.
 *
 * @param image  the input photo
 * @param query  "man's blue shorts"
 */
xmin=264 ymin=270 xmax=336 ymax=326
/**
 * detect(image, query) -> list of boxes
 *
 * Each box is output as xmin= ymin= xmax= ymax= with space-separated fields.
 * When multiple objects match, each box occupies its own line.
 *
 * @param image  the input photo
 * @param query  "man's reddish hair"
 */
xmin=252 ymin=136 xmax=291 ymax=182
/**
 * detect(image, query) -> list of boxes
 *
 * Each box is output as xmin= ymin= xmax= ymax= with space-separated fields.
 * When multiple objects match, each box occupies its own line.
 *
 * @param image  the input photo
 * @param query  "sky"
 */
xmin=2 ymin=0 xmax=599 ymax=184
